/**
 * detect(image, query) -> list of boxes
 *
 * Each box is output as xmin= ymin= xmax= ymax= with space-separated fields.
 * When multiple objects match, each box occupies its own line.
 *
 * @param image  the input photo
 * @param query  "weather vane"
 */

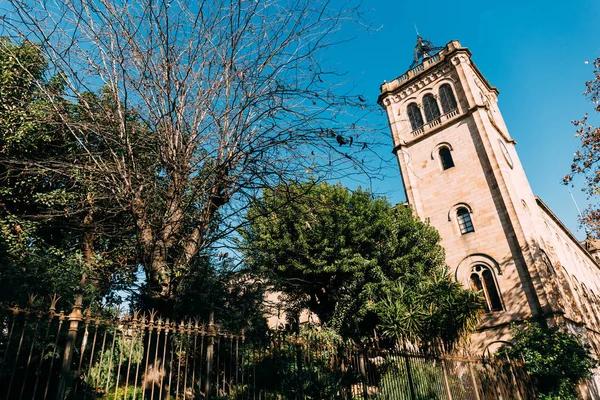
xmin=410 ymin=29 xmax=444 ymax=69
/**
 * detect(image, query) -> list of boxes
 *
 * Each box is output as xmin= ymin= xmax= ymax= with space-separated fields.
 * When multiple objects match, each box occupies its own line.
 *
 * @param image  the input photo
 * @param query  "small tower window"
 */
xmin=470 ymin=265 xmax=503 ymax=312
xmin=439 ymin=84 xmax=458 ymax=114
xmin=457 ymin=207 xmax=474 ymax=234
xmin=439 ymin=147 xmax=454 ymax=170
xmin=422 ymin=94 xmax=441 ymax=122
xmin=407 ymin=103 xmax=424 ymax=131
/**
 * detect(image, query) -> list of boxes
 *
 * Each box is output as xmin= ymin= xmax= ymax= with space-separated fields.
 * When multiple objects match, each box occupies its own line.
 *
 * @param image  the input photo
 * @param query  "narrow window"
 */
xmin=439 ymin=84 xmax=458 ymax=114
xmin=439 ymin=147 xmax=454 ymax=170
xmin=407 ymin=103 xmax=424 ymax=131
xmin=470 ymin=265 xmax=503 ymax=312
xmin=422 ymin=94 xmax=441 ymax=122
xmin=457 ymin=207 xmax=474 ymax=234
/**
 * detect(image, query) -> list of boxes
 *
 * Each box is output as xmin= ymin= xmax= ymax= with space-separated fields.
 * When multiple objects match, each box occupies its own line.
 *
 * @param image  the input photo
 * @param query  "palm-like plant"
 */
xmin=376 ymin=268 xmax=484 ymax=353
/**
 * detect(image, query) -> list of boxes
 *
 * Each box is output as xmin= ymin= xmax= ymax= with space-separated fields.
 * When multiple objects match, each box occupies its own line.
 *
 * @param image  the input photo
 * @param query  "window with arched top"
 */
xmin=438 ymin=147 xmax=454 ymax=170
xmin=582 ymin=285 xmax=600 ymax=329
xmin=456 ymin=207 xmax=474 ymax=234
xmin=422 ymin=94 xmax=441 ymax=122
xmin=407 ymin=103 xmax=424 ymax=131
xmin=439 ymin=84 xmax=458 ymax=114
xmin=470 ymin=265 xmax=503 ymax=312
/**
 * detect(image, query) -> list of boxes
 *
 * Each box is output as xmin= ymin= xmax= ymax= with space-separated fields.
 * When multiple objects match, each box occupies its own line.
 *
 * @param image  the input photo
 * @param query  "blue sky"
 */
xmin=330 ymin=0 xmax=600 ymax=240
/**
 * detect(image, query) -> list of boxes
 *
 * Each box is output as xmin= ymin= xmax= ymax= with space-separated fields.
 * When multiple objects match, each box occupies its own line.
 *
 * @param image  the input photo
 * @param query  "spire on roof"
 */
xmin=410 ymin=35 xmax=444 ymax=69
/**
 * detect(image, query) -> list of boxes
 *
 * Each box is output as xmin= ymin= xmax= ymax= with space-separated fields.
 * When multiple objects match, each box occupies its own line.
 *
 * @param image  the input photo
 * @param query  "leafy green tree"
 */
xmin=376 ymin=269 xmax=483 ymax=352
xmin=4 ymin=0 xmax=377 ymax=308
xmin=500 ymin=322 xmax=597 ymax=400
xmin=241 ymin=181 xmax=482 ymax=344
xmin=0 ymin=40 xmax=138 ymax=306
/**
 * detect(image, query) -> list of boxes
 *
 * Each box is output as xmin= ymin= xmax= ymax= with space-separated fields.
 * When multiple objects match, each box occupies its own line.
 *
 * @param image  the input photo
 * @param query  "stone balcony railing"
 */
xmin=380 ymin=52 xmax=443 ymax=94
xmin=410 ymin=108 xmax=460 ymax=138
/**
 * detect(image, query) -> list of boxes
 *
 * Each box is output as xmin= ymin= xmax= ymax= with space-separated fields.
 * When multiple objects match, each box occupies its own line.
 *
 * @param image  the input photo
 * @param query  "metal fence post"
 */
xmin=468 ymin=362 xmax=482 ymax=400
xmin=404 ymin=352 xmax=417 ymax=400
xmin=56 ymin=295 xmax=83 ymax=400
xmin=295 ymin=337 xmax=304 ymax=400
xmin=441 ymin=358 xmax=453 ymax=400
xmin=505 ymin=354 xmax=523 ymax=400
xmin=358 ymin=347 xmax=369 ymax=400
xmin=204 ymin=311 xmax=216 ymax=399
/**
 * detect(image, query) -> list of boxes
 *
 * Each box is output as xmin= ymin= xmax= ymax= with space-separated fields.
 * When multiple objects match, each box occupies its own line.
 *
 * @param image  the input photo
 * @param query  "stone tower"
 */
xmin=378 ymin=39 xmax=572 ymax=353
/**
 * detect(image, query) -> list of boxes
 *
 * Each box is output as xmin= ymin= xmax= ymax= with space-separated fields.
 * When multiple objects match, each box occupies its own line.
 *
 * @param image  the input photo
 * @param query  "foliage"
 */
xmin=563 ymin=56 xmax=600 ymax=236
xmin=0 ymin=39 xmax=140 ymax=307
xmin=377 ymin=357 xmax=444 ymax=400
xmin=241 ymin=327 xmax=360 ymax=399
xmin=86 ymin=332 xmax=145 ymax=390
xmin=3 ymin=0 xmax=377 ymax=307
xmin=499 ymin=322 xmax=596 ymax=399
xmin=376 ymin=269 xmax=484 ymax=352
xmin=241 ymin=181 xmax=483 ymax=345
xmin=166 ymin=256 xmax=269 ymax=338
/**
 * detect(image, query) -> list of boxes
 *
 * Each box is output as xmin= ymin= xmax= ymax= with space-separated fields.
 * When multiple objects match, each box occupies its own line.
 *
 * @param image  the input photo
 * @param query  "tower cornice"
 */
xmin=378 ymin=40 xmax=498 ymax=107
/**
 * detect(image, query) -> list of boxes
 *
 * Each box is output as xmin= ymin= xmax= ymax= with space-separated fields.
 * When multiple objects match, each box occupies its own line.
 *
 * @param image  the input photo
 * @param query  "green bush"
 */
xmin=499 ymin=322 xmax=597 ymax=400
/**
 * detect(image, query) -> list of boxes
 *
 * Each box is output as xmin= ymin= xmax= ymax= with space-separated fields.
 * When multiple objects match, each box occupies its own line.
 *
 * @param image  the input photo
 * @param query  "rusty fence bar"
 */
xmin=0 ymin=297 xmax=536 ymax=399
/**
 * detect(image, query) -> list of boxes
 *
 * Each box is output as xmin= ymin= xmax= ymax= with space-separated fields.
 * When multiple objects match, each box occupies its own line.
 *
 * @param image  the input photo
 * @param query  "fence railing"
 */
xmin=0 ymin=296 xmax=536 ymax=399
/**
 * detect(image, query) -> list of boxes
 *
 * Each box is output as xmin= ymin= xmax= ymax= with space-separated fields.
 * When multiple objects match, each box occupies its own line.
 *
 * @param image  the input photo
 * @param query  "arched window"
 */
xmin=457 ymin=207 xmax=474 ymax=234
xmin=422 ymin=94 xmax=441 ymax=122
xmin=439 ymin=84 xmax=458 ymax=114
xmin=439 ymin=147 xmax=454 ymax=170
xmin=407 ymin=103 xmax=424 ymax=131
xmin=582 ymin=285 xmax=600 ymax=329
xmin=470 ymin=265 xmax=503 ymax=312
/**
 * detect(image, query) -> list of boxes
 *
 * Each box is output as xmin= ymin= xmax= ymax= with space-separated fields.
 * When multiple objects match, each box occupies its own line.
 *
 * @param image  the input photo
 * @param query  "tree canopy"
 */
xmin=500 ymin=322 xmax=597 ymax=400
xmin=0 ymin=39 xmax=138 ymax=306
xmin=241 ymin=181 xmax=483 ymax=345
xmin=0 ymin=0 xmax=379 ymax=310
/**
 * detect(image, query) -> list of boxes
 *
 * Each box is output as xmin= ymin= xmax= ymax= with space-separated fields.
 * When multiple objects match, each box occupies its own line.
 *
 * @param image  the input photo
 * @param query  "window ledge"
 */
xmin=410 ymin=108 xmax=460 ymax=138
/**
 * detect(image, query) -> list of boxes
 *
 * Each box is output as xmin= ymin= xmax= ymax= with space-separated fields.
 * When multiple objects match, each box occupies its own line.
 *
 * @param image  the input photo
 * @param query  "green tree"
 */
xmin=4 ymin=0 xmax=376 ymax=309
xmin=500 ymin=322 xmax=597 ymax=400
xmin=376 ymin=269 xmax=483 ymax=352
xmin=0 ymin=40 xmax=139 ymax=306
xmin=241 ymin=181 xmax=483 ymax=344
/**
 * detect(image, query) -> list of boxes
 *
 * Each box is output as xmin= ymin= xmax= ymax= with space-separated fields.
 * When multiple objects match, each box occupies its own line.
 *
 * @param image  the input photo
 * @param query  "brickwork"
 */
xmin=379 ymin=40 xmax=600 ymax=367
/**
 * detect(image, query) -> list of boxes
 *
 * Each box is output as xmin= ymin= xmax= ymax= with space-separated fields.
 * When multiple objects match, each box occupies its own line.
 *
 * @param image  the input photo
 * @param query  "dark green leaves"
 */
xmin=241 ymin=181 xmax=482 ymax=345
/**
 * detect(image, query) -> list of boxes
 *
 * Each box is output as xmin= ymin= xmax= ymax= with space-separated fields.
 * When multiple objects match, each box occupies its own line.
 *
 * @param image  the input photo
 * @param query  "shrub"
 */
xmin=499 ymin=322 xmax=597 ymax=399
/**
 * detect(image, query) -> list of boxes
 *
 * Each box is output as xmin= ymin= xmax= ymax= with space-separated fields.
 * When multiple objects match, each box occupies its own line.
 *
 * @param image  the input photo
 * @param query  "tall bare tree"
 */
xmin=1 ymin=0 xmax=379 ymax=306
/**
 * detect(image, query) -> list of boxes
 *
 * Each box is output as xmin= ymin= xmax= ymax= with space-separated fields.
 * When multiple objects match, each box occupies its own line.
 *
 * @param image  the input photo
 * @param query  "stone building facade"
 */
xmin=378 ymin=39 xmax=600 ymax=364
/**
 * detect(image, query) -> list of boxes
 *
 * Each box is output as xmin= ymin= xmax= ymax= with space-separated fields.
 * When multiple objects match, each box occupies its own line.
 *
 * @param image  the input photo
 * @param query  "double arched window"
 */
xmin=422 ymin=94 xmax=441 ymax=122
xmin=457 ymin=207 xmax=474 ymax=234
xmin=407 ymin=103 xmax=424 ymax=131
xmin=439 ymin=84 xmax=458 ymax=114
xmin=405 ymin=83 xmax=458 ymax=131
xmin=470 ymin=265 xmax=503 ymax=312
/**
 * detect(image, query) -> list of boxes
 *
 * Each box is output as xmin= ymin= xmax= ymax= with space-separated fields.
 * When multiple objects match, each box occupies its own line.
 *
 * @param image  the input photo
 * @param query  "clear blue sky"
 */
xmin=330 ymin=0 xmax=600 ymax=240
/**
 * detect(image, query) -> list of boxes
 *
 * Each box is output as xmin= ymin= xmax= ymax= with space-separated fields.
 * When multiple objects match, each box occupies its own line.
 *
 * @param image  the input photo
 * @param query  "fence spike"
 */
xmin=149 ymin=308 xmax=158 ymax=323
xmin=27 ymin=294 xmax=37 ymax=307
xmin=48 ymin=294 xmax=60 ymax=312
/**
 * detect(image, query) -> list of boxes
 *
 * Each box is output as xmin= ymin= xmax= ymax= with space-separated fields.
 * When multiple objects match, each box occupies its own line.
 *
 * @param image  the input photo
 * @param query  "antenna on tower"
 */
xmin=569 ymin=189 xmax=583 ymax=220
xmin=414 ymin=23 xmax=420 ymax=36
xmin=569 ymin=189 xmax=591 ymax=237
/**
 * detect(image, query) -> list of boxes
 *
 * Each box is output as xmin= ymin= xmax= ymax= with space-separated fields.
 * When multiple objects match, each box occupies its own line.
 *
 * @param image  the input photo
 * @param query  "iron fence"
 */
xmin=0 ymin=296 xmax=535 ymax=399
